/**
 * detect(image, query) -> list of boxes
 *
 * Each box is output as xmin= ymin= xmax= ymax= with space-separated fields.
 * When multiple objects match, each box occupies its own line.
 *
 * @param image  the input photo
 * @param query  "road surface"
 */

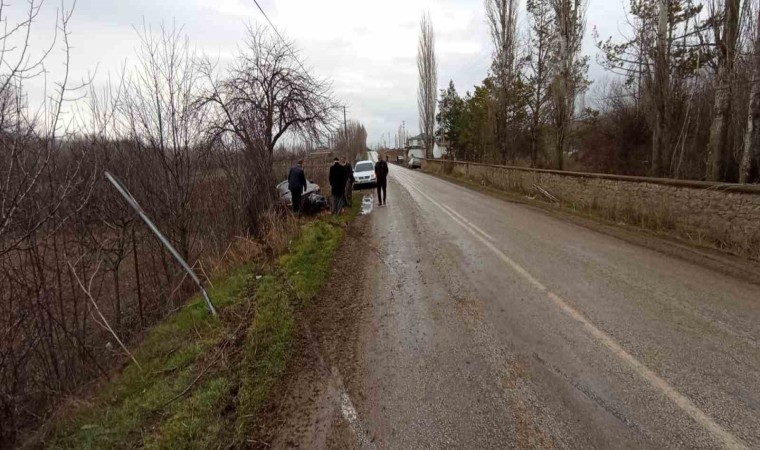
xmin=280 ymin=166 xmax=760 ymax=449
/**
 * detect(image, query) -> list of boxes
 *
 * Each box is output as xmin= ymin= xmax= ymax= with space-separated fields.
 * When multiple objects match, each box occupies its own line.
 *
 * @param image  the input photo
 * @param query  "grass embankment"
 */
xmin=48 ymin=204 xmax=359 ymax=449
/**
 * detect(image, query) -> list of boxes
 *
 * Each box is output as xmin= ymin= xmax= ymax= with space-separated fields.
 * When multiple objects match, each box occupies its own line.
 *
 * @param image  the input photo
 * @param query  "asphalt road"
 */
xmin=340 ymin=166 xmax=760 ymax=449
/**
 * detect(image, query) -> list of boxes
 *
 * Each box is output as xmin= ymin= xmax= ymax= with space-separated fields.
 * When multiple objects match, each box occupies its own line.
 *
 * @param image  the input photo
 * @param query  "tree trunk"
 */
xmin=707 ymin=0 xmax=740 ymax=181
xmin=530 ymin=89 xmax=541 ymax=168
xmin=551 ymin=0 xmax=582 ymax=171
xmin=113 ymin=269 xmax=121 ymax=333
xmin=707 ymin=74 xmax=733 ymax=180
xmin=739 ymin=83 xmax=760 ymax=182
xmin=740 ymin=9 xmax=760 ymax=183
xmin=417 ymin=13 xmax=437 ymax=161
xmin=556 ymin=113 xmax=566 ymax=170
xmin=555 ymin=30 xmax=570 ymax=170
xmin=132 ymin=227 xmax=144 ymax=327
xmin=652 ymin=0 xmax=670 ymax=177
xmin=652 ymin=109 xmax=665 ymax=176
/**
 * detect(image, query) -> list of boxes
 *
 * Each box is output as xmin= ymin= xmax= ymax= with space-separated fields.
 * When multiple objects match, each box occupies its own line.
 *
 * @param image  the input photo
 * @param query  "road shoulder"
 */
xmin=265 ymin=212 xmax=372 ymax=449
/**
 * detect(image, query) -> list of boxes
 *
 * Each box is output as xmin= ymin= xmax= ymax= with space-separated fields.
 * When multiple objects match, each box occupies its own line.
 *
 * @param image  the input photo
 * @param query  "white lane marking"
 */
xmin=339 ymin=389 xmax=375 ymax=449
xmin=440 ymin=202 xmax=496 ymax=243
xmin=304 ymin=321 xmax=374 ymax=449
xmin=399 ymin=176 xmax=748 ymax=450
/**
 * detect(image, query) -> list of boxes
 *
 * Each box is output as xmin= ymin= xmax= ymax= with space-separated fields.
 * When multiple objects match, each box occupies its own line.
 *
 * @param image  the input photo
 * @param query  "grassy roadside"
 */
xmin=45 ymin=201 xmax=360 ymax=449
xmin=235 ymin=211 xmax=357 ymax=442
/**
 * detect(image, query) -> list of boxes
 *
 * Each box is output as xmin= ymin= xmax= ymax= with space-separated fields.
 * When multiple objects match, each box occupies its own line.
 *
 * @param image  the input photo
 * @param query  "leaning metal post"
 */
xmin=104 ymin=172 xmax=218 ymax=316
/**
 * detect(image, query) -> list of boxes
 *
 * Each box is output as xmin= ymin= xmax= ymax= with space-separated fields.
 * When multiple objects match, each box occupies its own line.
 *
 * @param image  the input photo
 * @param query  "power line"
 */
xmin=250 ymin=0 xmax=312 ymax=76
xmin=251 ymin=0 xmax=288 ymax=50
xmin=249 ymin=0 xmax=349 ymax=140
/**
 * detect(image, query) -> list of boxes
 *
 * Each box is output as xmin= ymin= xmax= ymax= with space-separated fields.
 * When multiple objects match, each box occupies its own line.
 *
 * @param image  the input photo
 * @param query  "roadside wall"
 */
xmin=422 ymin=159 xmax=760 ymax=258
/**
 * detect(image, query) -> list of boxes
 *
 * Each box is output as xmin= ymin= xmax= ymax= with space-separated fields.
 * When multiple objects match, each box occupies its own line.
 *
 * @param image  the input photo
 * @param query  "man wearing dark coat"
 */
xmin=329 ymin=157 xmax=348 ymax=215
xmin=375 ymin=156 xmax=390 ymax=206
xmin=287 ymin=159 xmax=307 ymax=213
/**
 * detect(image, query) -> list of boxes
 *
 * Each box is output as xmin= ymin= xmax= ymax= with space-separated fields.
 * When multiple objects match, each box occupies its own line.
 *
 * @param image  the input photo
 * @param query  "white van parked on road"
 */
xmin=353 ymin=160 xmax=377 ymax=188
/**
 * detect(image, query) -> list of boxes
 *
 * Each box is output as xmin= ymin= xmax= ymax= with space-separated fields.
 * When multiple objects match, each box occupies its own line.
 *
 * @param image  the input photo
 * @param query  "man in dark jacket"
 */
xmin=344 ymin=158 xmax=355 ymax=207
xmin=287 ymin=159 xmax=307 ymax=213
xmin=375 ymin=155 xmax=390 ymax=206
xmin=329 ymin=157 xmax=348 ymax=215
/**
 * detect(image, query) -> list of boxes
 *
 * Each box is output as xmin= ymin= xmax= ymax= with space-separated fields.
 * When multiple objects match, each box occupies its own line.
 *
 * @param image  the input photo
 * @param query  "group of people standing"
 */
xmin=332 ymin=156 xmax=390 ymax=212
xmin=288 ymin=155 xmax=390 ymax=216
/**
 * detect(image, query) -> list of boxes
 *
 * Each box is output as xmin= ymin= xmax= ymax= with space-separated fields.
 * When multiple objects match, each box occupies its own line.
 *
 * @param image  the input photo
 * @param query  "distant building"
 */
xmin=406 ymin=133 xmax=448 ymax=159
xmin=407 ymin=134 xmax=425 ymax=150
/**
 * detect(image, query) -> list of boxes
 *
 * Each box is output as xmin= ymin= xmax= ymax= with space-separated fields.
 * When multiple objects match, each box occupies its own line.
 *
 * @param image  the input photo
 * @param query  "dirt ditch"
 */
xmin=257 ymin=214 xmax=373 ymax=449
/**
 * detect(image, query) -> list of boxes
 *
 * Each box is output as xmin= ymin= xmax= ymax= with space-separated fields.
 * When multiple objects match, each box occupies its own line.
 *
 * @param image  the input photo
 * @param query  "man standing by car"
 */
xmin=329 ymin=157 xmax=348 ymax=215
xmin=287 ymin=159 xmax=307 ymax=213
xmin=344 ymin=157 xmax=355 ymax=207
xmin=375 ymin=155 xmax=389 ymax=206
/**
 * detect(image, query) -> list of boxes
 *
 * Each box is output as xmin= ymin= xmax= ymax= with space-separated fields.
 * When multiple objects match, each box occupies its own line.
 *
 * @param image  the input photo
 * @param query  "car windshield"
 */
xmin=355 ymin=162 xmax=374 ymax=172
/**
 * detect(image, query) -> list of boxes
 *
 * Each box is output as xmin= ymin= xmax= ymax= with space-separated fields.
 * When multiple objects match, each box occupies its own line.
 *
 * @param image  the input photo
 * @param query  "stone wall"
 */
xmin=423 ymin=159 xmax=760 ymax=258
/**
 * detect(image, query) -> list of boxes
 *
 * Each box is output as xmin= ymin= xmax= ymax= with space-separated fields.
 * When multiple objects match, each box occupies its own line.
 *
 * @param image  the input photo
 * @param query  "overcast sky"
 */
xmin=5 ymin=0 xmax=628 ymax=146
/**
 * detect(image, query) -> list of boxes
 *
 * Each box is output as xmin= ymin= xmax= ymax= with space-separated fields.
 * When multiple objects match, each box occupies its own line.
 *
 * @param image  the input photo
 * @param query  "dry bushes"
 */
xmin=0 ymin=9 xmax=334 ymax=446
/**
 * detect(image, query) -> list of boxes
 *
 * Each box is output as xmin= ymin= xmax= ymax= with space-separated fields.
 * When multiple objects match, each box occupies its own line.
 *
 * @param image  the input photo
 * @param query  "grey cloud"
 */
xmin=5 ymin=0 xmax=628 ymax=145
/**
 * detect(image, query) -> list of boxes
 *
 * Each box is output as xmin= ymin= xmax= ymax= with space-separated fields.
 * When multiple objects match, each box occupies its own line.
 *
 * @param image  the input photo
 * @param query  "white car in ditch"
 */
xmin=353 ymin=160 xmax=377 ymax=188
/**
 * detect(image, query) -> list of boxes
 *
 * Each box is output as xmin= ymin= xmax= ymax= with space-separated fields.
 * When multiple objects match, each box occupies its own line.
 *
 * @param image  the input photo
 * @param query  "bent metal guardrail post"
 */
xmin=104 ymin=171 xmax=218 ymax=317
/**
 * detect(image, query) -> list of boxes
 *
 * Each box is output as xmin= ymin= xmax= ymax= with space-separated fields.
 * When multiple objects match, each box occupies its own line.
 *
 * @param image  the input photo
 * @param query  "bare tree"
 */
xmin=526 ymin=0 xmax=556 ymax=167
xmin=740 ymin=5 xmax=760 ymax=183
xmin=417 ymin=12 xmax=438 ymax=159
xmin=200 ymin=25 xmax=337 ymax=234
xmin=651 ymin=0 xmax=671 ymax=177
xmin=123 ymin=23 xmax=209 ymax=260
xmin=0 ymin=1 xmax=101 ymax=443
xmin=550 ymin=0 xmax=588 ymax=170
xmin=332 ymin=121 xmax=368 ymax=164
xmin=486 ymin=0 xmax=520 ymax=163
xmin=1 ymin=6 xmax=318 ymax=443
xmin=487 ymin=0 xmax=519 ymax=86
xmin=706 ymin=0 xmax=741 ymax=181
xmin=596 ymin=0 xmax=705 ymax=177
xmin=204 ymin=26 xmax=337 ymax=156
xmin=0 ymin=0 xmax=91 ymax=256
